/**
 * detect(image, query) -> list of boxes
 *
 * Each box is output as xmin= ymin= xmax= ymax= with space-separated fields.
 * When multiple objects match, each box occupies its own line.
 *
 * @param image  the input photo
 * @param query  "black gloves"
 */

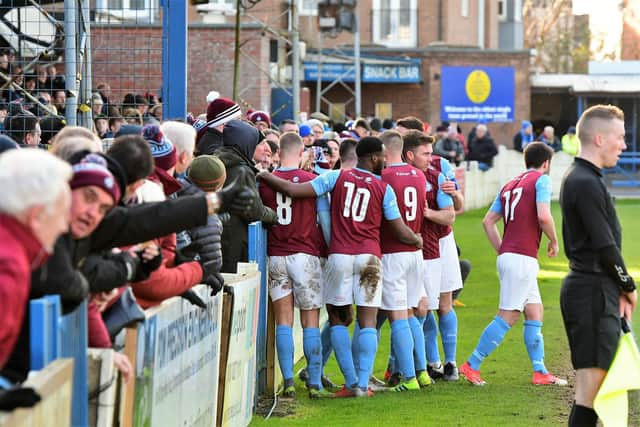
xmin=180 ymin=289 xmax=207 ymax=309
xmin=218 ymin=179 xmax=255 ymax=215
xmin=203 ymin=271 xmax=224 ymax=296
xmin=133 ymin=249 xmax=163 ymax=282
xmin=201 ymin=261 xmax=224 ymax=296
xmin=0 ymin=386 xmax=41 ymax=411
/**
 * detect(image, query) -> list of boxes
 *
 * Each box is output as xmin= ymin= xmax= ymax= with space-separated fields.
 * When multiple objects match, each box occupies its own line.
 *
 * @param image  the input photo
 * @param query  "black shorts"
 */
xmin=560 ymin=271 xmax=621 ymax=370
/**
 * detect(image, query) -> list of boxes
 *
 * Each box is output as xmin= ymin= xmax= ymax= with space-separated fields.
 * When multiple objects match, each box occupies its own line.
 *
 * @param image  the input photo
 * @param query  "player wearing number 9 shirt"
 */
xmin=258 ymin=132 xmax=331 ymax=398
xmin=459 ymin=142 xmax=567 ymax=386
xmin=257 ymin=136 xmax=422 ymax=397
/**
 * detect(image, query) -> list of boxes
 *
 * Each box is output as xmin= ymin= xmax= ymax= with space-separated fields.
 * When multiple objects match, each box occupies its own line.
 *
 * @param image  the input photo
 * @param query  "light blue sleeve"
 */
xmin=382 ymin=185 xmax=402 ymax=221
xmin=310 ymin=170 xmax=340 ymax=196
xmin=316 ymin=194 xmax=330 ymax=212
xmin=489 ymin=191 xmax=503 ymax=213
xmin=439 ymin=158 xmax=457 ymax=181
xmin=317 ymin=209 xmax=331 ymax=246
xmin=436 ymin=173 xmax=454 ymax=208
xmin=535 ymin=174 xmax=552 ymax=203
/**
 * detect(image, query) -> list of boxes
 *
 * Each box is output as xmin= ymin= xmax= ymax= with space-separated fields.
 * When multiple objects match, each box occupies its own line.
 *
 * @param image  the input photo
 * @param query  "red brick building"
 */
xmin=90 ymin=0 xmax=529 ymax=145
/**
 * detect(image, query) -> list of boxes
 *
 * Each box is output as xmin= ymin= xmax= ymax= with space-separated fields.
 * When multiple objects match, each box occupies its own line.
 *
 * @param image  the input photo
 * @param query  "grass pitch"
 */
xmin=252 ymin=200 xmax=640 ymax=426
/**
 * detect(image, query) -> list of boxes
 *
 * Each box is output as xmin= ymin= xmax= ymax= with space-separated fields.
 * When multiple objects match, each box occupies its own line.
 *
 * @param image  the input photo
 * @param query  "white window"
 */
xmin=372 ymin=0 xmax=418 ymax=48
xmin=461 ymin=0 xmax=469 ymax=17
xmin=96 ymin=0 xmax=160 ymax=23
xmin=514 ymin=0 xmax=522 ymax=22
xmin=498 ymin=0 xmax=507 ymax=22
xmin=300 ymin=0 xmax=318 ymax=16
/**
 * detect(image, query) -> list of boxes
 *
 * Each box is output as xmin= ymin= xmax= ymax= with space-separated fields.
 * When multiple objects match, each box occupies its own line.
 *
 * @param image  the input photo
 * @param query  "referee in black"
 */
xmin=560 ymin=104 xmax=637 ymax=426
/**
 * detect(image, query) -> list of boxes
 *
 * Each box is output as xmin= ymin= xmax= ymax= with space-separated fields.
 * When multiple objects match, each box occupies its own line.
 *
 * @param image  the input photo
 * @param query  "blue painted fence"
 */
xmin=248 ymin=221 xmax=268 ymax=396
xmin=30 ymin=296 xmax=88 ymax=427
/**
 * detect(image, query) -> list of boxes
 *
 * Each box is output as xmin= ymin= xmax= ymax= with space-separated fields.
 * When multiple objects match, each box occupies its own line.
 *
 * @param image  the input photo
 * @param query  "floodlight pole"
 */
xmin=291 ymin=0 xmax=301 ymax=120
xmin=354 ymin=1 xmax=361 ymax=118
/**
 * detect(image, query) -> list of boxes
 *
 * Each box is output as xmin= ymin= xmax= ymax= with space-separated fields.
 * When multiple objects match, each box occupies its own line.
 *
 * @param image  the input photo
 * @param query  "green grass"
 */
xmin=252 ymin=200 xmax=640 ymax=426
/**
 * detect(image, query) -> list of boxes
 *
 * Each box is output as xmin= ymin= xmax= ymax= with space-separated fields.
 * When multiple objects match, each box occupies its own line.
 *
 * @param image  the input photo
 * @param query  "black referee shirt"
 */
xmin=560 ymin=157 xmax=622 ymax=273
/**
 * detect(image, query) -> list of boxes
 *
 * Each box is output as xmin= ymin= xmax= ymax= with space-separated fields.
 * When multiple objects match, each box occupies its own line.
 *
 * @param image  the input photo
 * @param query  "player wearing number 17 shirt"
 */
xmin=459 ymin=142 xmax=567 ymax=386
xmin=257 ymin=136 xmax=422 ymax=398
xmin=258 ymin=132 xmax=332 ymax=399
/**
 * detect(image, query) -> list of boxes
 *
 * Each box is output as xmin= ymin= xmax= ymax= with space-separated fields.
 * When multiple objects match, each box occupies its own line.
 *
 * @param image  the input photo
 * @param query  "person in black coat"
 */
xmin=215 ymin=120 xmax=277 ymax=273
xmin=467 ymin=124 xmax=499 ymax=171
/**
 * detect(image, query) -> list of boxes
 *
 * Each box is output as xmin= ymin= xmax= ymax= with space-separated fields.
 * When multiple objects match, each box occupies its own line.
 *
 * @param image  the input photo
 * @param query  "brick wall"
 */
xmin=306 ymin=48 xmax=530 ymax=148
xmin=91 ymin=24 xmax=270 ymax=117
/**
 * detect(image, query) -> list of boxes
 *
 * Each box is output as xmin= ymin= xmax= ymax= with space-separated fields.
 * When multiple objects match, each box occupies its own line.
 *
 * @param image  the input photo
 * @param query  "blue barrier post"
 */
xmin=30 ymin=297 xmax=89 ymax=427
xmin=161 ymin=0 xmax=187 ymax=120
xmin=248 ymin=221 xmax=268 ymax=396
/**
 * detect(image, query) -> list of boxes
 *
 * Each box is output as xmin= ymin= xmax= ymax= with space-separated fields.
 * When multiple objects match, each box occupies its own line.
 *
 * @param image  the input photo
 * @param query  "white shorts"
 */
xmin=324 ymin=254 xmax=382 ymax=307
xmin=439 ymin=231 xmax=463 ymax=293
xmin=497 ymin=252 xmax=541 ymax=311
xmin=268 ymin=253 xmax=323 ymax=310
xmin=381 ymin=251 xmax=424 ymax=311
xmin=423 ymin=258 xmax=442 ymax=310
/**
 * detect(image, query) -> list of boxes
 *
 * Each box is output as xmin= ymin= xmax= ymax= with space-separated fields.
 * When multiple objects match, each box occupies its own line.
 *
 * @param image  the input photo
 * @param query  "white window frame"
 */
xmin=498 ymin=0 xmax=508 ymax=22
xmin=513 ymin=0 xmax=522 ymax=22
xmin=372 ymin=0 xmax=418 ymax=48
xmin=299 ymin=0 xmax=318 ymax=17
xmin=95 ymin=0 xmax=159 ymax=22
xmin=461 ymin=0 xmax=469 ymax=17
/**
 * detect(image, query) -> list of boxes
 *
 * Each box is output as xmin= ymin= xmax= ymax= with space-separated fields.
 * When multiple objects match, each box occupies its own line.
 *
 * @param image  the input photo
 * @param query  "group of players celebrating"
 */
xmin=256 ymin=120 xmax=566 ymax=399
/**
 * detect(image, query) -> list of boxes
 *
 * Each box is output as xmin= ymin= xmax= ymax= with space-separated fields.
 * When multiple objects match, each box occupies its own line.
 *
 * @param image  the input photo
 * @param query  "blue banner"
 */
xmin=304 ymin=62 xmax=421 ymax=83
xmin=440 ymin=66 xmax=515 ymax=123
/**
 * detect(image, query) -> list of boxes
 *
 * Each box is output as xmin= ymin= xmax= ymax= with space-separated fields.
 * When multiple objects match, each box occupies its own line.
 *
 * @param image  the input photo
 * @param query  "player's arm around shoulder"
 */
xmin=424 ymin=173 xmax=455 ymax=226
xmin=535 ymin=174 xmax=558 ymax=257
xmin=256 ymin=170 xmax=319 ymax=198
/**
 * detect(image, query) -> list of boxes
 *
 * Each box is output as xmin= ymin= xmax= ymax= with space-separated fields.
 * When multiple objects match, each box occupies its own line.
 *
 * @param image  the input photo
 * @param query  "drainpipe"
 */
xmin=438 ymin=0 xmax=443 ymax=41
xmin=477 ymin=0 xmax=485 ymax=48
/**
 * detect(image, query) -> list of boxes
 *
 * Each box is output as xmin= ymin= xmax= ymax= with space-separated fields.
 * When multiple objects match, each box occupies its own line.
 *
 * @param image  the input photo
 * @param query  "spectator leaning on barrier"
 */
xmin=0 ymin=149 xmax=72 ymax=370
xmin=467 ymin=124 xmax=498 ymax=171
xmin=513 ymin=120 xmax=534 ymax=152
xmin=216 ymin=119 xmax=277 ymax=273
xmin=561 ymin=126 xmax=580 ymax=156
xmin=538 ymin=125 xmax=562 ymax=152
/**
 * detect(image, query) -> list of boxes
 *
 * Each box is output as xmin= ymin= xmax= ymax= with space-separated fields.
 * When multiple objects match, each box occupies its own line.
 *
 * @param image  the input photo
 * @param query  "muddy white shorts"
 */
xmin=324 ymin=253 xmax=382 ymax=307
xmin=268 ymin=253 xmax=323 ymax=310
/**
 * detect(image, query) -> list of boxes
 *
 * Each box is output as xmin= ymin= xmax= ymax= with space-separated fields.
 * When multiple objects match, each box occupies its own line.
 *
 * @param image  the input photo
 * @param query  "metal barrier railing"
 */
xmin=248 ymin=220 xmax=268 ymax=397
xmin=30 ymin=296 xmax=88 ymax=427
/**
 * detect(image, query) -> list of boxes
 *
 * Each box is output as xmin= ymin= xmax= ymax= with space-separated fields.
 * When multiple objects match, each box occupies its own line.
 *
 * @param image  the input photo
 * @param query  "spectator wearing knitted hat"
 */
xmin=248 ymin=110 xmax=272 ymax=132
xmin=175 ymin=155 xmax=226 ymax=295
xmin=140 ymin=123 xmax=183 ymax=198
xmin=195 ymin=91 xmax=241 ymax=156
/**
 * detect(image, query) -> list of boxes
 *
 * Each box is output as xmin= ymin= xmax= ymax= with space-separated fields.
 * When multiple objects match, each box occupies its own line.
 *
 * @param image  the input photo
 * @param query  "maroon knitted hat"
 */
xmin=248 ymin=110 xmax=271 ymax=127
xmin=70 ymin=154 xmax=121 ymax=205
xmin=142 ymin=124 xmax=177 ymax=171
xmin=205 ymin=91 xmax=241 ymax=128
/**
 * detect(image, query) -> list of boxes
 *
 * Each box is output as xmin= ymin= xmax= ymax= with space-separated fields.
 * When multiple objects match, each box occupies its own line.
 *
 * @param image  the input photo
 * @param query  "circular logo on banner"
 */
xmin=465 ymin=70 xmax=491 ymax=104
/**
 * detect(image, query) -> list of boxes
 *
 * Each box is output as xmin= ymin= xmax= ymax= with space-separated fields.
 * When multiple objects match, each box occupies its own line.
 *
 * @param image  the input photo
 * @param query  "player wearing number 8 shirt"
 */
xmin=257 ymin=136 xmax=422 ymax=397
xmin=459 ymin=142 xmax=567 ymax=386
xmin=258 ymin=132 xmax=332 ymax=399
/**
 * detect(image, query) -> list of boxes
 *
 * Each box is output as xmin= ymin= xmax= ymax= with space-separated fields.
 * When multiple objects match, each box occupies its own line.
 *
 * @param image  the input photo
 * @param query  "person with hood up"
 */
xmin=215 ymin=119 xmax=277 ymax=273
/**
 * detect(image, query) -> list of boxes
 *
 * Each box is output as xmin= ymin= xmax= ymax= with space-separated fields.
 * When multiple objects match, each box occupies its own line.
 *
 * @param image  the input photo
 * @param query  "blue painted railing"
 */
xmin=30 ymin=296 xmax=88 ymax=427
xmin=248 ymin=221 xmax=268 ymax=396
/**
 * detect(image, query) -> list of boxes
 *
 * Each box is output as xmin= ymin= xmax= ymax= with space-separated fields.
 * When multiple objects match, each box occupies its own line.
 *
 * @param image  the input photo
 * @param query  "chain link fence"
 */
xmin=0 ymin=0 xmax=164 ymax=150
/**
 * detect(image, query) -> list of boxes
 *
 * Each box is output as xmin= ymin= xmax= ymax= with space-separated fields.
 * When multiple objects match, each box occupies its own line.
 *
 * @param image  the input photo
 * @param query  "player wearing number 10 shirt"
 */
xmin=257 ymin=136 xmax=422 ymax=397
xmin=459 ymin=142 xmax=567 ymax=387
